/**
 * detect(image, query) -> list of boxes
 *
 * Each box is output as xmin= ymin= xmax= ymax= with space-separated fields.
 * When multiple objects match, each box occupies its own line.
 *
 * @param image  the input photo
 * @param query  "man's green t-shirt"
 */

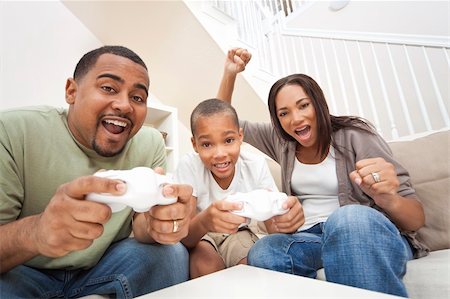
xmin=0 ymin=106 xmax=167 ymax=270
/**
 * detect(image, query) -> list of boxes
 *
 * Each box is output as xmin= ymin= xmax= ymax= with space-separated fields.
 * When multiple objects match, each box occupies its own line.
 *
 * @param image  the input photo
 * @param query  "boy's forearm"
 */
xmin=216 ymin=70 xmax=237 ymax=103
xmin=181 ymin=212 xmax=208 ymax=249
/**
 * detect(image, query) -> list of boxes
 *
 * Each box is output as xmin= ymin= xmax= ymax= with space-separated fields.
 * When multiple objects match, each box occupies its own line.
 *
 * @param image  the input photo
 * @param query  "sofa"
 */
xmin=310 ymin=129 xmax=449 ymax=299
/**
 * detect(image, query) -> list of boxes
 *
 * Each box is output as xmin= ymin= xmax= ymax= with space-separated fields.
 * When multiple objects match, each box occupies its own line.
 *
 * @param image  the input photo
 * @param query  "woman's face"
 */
xmin=275 ymin=84 xmax=318 ymax=149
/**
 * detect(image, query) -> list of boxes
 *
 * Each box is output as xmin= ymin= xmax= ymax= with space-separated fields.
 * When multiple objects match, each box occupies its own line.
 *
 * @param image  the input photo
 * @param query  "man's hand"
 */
xmin=264 ymin=196 xmax=304 ymax=234
xmin=33 ymin=176 xmax=125 ymax=257
xmin=141 ymin=183 xmax=194 ymax=245
xmin=0 ymin=175 xmax=125 ymax=274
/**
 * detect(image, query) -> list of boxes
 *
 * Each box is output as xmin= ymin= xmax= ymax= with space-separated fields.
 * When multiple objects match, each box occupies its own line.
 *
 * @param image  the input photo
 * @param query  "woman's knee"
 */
xmin=247 ymin=234 xmax=288 ymax=268
xmin=323 ymin=205 xmax=407 ymax=256
xmin=325 ymin=205 xmax=394 ymax=235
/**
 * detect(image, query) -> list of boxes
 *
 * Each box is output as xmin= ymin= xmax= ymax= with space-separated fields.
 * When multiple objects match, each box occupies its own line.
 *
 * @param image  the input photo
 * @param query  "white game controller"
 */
xmin=86 ymin=167 xmax=176 ymax=213
xmin=226 ymin=189 xmax=289 ymax=221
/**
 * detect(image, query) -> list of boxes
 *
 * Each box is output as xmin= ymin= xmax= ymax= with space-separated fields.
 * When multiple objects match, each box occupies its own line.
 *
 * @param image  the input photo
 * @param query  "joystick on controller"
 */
xmin=86 ymin=167 xmax=176 ymax=213
xmin=226 ymin=189 xmax=289 ymax=221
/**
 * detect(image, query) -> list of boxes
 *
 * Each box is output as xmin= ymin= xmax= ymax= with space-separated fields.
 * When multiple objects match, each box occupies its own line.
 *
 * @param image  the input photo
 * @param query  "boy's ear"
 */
xmin=191 ymin=136 xmax=198 ymax=153
xmin=65 ymin=78 xmax=77 ymax=104
xmin=238 ymin=128 xmax=244 ymax=142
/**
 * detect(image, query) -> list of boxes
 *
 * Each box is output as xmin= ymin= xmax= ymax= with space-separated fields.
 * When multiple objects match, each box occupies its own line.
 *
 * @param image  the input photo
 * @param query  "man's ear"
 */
xmin=191 ymin=136 xmax=198 ymax=153
xmin=65 ymin=78 xmax=77 ymax=104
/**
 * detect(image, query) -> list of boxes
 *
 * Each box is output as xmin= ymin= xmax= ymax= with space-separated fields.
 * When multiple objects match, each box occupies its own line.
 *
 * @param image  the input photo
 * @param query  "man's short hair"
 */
xmin=190 ymin=98 xmax=239 ymax=136
xmin=73 ymin=45 xmax=147 ymax=81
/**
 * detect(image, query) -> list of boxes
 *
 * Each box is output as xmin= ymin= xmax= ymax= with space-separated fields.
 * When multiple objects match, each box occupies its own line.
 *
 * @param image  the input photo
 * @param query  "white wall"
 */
xmin=0 ymin=1 xmax=102 ymax=110
xmin=287 ymin=1 xmax=449 ymax=37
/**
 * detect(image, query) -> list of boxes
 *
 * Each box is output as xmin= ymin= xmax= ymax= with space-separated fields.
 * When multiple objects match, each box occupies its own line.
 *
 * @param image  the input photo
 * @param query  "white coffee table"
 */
xmin=138 ymin=264 xmax=402 ymax=298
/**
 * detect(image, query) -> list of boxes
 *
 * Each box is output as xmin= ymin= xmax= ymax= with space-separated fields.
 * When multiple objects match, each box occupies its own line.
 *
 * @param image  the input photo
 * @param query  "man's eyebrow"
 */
xmin=97 ymin=73 xmax=123 ymax=83
xmin=97 ymin=73 xmax=148 ymax=96
xmin=135 ymin=83 xmax=148 ymax=96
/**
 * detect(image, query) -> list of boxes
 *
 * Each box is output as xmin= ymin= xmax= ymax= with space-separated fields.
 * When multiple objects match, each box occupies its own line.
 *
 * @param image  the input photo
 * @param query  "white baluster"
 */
xmin=357 ymin=41 xmax=381 ymax=133
xmin=343 ymin=40 xmax=364 ymax=118
xmin=422 ymin=46 xmax=450 ymax=127
xmin=404 ymin=45 xmax=432 ymax=131
xmin=370 ymin=43 xmax=398 ymax=139
xmin=386 ymin=44 xmax=414 ymax=135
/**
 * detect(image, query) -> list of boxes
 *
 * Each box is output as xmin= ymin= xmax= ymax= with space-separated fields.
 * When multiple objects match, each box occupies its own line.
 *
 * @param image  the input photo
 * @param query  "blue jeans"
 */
xmin=248 ymin=205 xmax=413 ymax=297
xmin=0 ymin=238 xmax=189 ymax=298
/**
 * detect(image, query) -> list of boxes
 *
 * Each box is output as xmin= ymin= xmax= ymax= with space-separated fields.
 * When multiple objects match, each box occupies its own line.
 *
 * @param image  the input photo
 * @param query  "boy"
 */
xmin=175 ymin=98 xmax=279 ymax=278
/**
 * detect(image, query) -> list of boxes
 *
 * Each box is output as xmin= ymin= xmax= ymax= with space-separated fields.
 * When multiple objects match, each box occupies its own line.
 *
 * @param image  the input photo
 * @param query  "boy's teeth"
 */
xmin=215 ymin=162 xmax=229 ymax=168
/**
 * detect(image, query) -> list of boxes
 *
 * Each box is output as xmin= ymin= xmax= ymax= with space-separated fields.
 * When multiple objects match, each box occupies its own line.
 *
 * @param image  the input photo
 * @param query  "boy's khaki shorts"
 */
xmin=202 ymin=228 xmax=259 ymax=268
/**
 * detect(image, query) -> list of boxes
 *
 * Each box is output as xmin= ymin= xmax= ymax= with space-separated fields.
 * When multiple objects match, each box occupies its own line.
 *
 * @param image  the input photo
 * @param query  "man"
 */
xmin=0 ymin=46 xmax=192 ymax=298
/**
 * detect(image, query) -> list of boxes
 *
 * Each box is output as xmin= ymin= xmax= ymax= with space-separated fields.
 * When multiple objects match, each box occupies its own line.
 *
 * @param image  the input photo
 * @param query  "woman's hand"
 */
xmin=349 ymin=157 xmax=400 ymax=210
xmin=264 ymin=196 xmax=304 ymax=234
xmin=349 ymin=157 xmax=425 ymax=231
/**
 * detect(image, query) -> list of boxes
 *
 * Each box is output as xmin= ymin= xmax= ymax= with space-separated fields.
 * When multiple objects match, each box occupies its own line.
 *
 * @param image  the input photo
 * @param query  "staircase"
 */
xmin=186 ymin=0 xmax=450 ymax=141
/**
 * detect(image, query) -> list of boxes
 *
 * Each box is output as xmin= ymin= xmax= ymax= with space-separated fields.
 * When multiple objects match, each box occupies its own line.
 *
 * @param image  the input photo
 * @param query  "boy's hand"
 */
xmin=225 ymin=48 xmax=252 ymax=75
xmin=200 ymin=200 xmax=247 ymax=234
xmin=264 ymin=196 xmax=304 ymax=234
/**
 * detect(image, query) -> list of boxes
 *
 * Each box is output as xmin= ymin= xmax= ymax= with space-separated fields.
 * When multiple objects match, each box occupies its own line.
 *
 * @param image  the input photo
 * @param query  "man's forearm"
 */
xmin=0 ymin=216 xmax=40 ymax=273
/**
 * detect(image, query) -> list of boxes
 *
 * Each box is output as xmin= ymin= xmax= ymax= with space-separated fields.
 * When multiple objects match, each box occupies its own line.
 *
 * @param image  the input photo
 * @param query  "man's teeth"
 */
xmin=105 ymin=119 xmax=127 ymax=127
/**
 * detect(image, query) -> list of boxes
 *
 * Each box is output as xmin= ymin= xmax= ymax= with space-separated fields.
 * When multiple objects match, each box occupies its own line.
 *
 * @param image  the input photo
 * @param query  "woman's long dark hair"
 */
xmin=267 ymin=74 xmax=375 ymax=159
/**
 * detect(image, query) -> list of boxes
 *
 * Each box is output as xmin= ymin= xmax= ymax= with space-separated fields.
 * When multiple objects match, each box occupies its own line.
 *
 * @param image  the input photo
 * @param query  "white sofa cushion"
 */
xmin=389 ymin=130 xmax=450 ymax=251
xmin=316 ymin=250 xmax=450 ymax=299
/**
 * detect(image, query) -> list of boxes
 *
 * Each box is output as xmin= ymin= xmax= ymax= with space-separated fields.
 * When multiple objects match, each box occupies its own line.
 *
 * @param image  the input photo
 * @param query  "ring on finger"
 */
xmin=172 ymin=220 xmax=179 ymax=233
xmin=371 ymin=172 xmax=381 ymax=183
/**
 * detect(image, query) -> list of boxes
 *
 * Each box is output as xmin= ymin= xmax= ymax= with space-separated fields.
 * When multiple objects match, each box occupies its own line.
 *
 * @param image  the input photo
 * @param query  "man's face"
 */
xmin=65 ymin=53 xmax=149 ymax=157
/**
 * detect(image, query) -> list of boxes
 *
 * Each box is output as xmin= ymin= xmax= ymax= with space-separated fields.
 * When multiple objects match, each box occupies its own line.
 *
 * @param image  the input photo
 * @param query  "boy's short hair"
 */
xmin=190 ymin=98 xmax=239 ymax=136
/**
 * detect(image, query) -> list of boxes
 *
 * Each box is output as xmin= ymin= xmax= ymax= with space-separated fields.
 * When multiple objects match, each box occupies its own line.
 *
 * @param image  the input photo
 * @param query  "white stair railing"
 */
xmin=199 ymin=0 xmax=450 ymax=140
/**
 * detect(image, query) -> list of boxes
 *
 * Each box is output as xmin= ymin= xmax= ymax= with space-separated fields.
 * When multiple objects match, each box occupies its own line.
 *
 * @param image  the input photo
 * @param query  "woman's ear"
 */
xmin=65 ymin=78 xmax=77 ymax=104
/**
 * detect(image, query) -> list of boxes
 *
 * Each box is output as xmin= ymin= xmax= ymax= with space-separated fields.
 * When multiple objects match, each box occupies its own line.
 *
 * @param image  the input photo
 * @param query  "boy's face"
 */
xmin=191 ymin=113 xmax=243 ymax=189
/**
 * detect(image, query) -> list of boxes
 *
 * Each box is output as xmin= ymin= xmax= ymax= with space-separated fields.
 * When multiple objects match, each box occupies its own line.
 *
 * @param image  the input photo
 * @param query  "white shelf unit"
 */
xmin=144 ymin=101 xmax=179 ymax=174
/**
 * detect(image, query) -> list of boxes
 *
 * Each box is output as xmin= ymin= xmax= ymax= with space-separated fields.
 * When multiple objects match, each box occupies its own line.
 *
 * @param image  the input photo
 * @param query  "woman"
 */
xmin=216 ymin=48 xmax=427 ymax=297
